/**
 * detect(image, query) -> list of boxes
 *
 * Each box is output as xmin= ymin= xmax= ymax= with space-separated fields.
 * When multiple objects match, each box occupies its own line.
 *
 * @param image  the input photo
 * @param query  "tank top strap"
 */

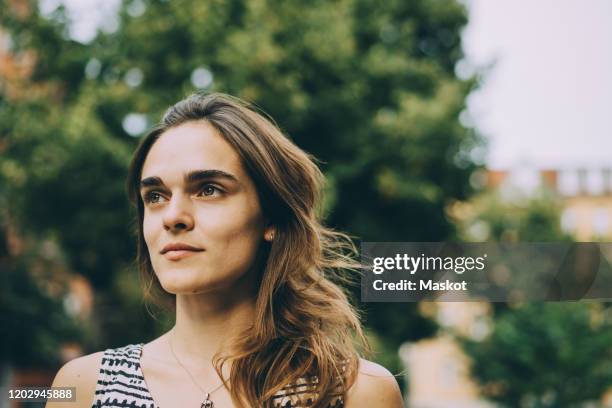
xmin=270 ymin=376 xmax=345 ymax=407
xmin=270 ymin=359 xmax=349 ymax=407
xmin=91 ymin=343 xmax=156 ymax=408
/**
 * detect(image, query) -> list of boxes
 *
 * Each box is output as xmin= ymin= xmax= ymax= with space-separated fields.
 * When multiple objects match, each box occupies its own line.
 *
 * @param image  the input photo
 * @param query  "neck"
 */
xmin=166 ymin=258 xmax=265 ymax=375
xmin=172 ymin=292 xmax=256 ymax=364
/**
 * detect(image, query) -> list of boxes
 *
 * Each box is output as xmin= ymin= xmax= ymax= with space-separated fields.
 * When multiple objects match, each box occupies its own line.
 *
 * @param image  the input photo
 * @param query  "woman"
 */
xmin=49 ymin=93 xmax=403 ymax=408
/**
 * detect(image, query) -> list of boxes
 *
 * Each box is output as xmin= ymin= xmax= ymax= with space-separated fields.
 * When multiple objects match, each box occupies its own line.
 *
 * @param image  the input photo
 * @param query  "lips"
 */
xmin=160 ymin=243 xmax=204 ymax=261
xmin=160 ymin=243 xmax=203 ymax=254
xmin=163 ymin=249 xmax=203 ymax=261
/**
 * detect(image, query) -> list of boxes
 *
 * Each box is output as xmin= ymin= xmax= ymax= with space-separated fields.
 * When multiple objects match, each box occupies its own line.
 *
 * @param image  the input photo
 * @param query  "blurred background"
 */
xmin=0 ymin=0 xmax=611 ymax=407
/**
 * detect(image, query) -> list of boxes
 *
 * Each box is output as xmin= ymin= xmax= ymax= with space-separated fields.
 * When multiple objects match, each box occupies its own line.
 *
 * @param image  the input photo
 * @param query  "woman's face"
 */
xmin=140 ymin=121 xmax=271 ymax=296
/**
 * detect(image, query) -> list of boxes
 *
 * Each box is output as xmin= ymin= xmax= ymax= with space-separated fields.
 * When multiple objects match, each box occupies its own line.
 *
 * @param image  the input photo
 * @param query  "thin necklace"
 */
xmin=168 ymin=332 xmax=227 ymax=408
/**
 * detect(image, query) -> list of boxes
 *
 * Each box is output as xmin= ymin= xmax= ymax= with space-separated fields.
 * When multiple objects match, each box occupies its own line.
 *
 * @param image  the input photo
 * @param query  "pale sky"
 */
xmin=48 ymin=0 xmax=612 ymax=171
xmin=462 ymin=0 xmax=612 ymax=170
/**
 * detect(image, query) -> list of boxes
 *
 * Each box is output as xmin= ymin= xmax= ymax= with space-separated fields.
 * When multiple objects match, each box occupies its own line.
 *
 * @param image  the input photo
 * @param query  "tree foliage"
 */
xmin=461 ymin=302 xmax=612 ymax=407
xmin=0 ymin=0 xmax=480 ymax=370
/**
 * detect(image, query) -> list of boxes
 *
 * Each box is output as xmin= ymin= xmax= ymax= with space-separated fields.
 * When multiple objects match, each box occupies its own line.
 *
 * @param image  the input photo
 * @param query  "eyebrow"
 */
xmin=139 ymin=169 xmax=240 ymax=190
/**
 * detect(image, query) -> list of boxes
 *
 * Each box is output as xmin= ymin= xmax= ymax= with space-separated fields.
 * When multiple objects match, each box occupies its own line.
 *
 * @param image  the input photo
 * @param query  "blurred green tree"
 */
xmin=0 ymin=0 xmax=482 ymax=376
xmin=461 ymin=302 xmax=612 ymax=407
xmin=0 ymin=242 xmax=83 ymax=368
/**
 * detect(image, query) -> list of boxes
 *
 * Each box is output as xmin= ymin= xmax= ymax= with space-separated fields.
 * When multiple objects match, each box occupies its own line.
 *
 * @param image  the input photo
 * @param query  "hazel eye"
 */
xmin=143 ymin=191 xmax=165 ymax=204
xmin=197 ymin=184 xmax=223 ymax=197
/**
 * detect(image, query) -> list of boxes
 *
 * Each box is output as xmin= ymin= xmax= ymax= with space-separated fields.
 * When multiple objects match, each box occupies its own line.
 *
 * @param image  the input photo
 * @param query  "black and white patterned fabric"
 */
xmin=91 ymin=344 xmax=344 ymax=408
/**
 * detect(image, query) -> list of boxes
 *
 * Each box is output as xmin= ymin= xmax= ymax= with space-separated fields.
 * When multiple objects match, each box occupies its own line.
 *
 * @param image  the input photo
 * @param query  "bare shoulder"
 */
xmin=45 ymin=351 xmax=104 ymax=408
xmin=344 ymin=358 xmax=404 ymax=408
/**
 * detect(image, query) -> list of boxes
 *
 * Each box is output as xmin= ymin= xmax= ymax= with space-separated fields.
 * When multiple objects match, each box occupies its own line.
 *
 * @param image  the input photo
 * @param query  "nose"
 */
xmin=162 ymin=194 xmax=195 ymax=233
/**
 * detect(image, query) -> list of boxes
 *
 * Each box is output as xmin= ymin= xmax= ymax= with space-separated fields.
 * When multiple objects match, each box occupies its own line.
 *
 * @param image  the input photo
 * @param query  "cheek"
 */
xmin=142 ymin=212 xmax=158 ymax=248
xmin=200 ymin=206 xmax=264 ymax=254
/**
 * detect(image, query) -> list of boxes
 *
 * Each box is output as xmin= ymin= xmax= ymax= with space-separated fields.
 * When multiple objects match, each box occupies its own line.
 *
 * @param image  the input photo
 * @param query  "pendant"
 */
xmin=201 ymin=393 xmax=214 ymax=408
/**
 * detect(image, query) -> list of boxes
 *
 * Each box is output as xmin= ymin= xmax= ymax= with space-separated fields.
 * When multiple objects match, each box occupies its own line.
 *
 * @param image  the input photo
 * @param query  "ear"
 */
xmin=263 ymin=225 xmax=276 ymax=242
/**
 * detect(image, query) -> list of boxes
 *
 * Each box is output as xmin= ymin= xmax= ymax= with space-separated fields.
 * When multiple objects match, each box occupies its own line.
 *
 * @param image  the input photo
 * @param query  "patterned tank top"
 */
xmin=91 ymin=344 xmax=344 ymax=407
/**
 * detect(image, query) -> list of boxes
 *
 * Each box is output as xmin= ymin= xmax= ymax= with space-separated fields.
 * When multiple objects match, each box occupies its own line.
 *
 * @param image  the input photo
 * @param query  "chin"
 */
xmin=156 ymin=268 xmax=211 ymax=292
xmin=159 ymin=281 xmax=216 ymax=296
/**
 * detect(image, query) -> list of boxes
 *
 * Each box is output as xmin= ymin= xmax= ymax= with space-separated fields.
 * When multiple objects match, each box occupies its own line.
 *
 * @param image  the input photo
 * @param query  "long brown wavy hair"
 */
xmin=126 ymin=93 xmax=371 ymax=407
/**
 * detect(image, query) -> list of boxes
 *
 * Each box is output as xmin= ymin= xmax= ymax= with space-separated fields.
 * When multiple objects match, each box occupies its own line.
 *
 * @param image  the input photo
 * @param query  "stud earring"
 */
xmin=266 ymin=231 xmax=275 ymax=241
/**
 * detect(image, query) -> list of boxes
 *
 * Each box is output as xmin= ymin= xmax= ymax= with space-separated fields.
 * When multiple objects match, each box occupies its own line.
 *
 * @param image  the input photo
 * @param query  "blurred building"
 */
xmin=487 ymin=167 xmax=612 ymax=240
xmin=0 ymin=28 xmax=36 ymax=100
xmin=400 ymin=302 xmax=495 ymax=408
